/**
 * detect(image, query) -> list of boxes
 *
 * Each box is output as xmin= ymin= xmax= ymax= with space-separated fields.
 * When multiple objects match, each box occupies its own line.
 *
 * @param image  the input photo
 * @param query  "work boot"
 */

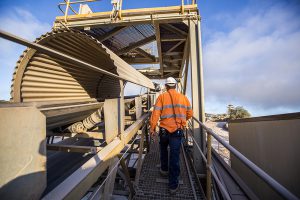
xmin=169 ymin=185 xmax=179 ymax=194
xmin=160 ymin=169 xmax=168 ymax=177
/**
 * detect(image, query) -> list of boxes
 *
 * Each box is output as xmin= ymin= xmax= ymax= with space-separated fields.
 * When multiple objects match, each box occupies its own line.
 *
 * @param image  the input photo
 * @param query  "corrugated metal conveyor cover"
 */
xmin=10 ymin=29 xmax=154 ymax=105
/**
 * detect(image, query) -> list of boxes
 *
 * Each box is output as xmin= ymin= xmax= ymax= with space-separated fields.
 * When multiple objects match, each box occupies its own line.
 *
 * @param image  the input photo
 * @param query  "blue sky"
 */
xmin=0 ymin=0 xmax=300 ymax=117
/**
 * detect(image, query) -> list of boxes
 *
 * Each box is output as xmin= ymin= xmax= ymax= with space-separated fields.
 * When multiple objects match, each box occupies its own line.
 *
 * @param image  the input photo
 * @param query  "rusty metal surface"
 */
xmin=10 ymin=29 xmax=154 ymax=105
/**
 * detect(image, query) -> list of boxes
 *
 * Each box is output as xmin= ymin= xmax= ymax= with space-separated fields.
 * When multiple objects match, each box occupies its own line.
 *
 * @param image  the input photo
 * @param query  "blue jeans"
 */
xmin=159 ymin=127 xmax=183 ymax=189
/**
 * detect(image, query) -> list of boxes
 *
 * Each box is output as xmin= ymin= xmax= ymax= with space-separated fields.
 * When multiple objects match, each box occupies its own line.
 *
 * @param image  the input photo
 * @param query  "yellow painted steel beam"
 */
xmin=116 ymin=35 xmax=156 ymax=55
xmin=56 ymin=5 xmax=198 ymax=21
xmin=53 ymin=5 xmax=198 ymax=28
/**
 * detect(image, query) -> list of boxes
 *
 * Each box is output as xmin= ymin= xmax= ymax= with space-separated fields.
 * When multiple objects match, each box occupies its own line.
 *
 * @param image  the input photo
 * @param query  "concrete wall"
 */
xmin=0 ymin=106 xmax=46 ymax=200
xmin=229 ymin=113 xmax=300 ymax=199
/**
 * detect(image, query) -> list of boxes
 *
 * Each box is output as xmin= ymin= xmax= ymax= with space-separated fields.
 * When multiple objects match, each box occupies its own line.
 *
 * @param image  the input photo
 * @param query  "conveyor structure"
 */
xmin=0 ymin=27 xmax=156 ymax=199
xmin=0 ymin=1 xmax=299 ymax=200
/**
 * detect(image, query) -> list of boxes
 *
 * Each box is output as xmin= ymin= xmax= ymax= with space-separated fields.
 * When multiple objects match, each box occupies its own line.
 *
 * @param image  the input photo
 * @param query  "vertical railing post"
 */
xmin=64 ymin=0 xmax=70 ymax=23
xmin=206 ymin=131 xmax=212 ymax=200
xmin=119 ymin=80 xmax=125 ymax=142
xmin=118 ymin=0 xmax=123 ymax=20
xmin=147 ymin=88 xmax=150 ymax=110
xmin=135 ymin=128 xmax=145 ymax=184
xmin=103 ymin=157 xmax=119 ymax=200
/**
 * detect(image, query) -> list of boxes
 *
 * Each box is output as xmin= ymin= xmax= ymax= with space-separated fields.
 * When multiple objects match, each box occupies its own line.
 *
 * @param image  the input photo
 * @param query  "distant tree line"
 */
xmin=227 ymin=104 xmax=251 ymax=120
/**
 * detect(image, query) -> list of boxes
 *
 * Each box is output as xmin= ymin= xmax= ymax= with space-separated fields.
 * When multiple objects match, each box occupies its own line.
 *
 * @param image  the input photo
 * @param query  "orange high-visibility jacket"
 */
xmin=150 ymin=89 xmax=193 ymax=133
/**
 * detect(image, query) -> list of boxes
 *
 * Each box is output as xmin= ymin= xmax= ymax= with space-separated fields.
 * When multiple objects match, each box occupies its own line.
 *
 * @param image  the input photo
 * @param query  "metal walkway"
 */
xmin=134 ymin=139 xmax=205 ymax=200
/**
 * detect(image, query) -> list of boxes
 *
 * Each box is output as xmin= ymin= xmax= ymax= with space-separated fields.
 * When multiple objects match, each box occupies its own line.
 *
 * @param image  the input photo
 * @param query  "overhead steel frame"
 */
xmin=54 ymin=5 xmax=198 ymax=28
xmin=53 ymin=5 xmax=199 ymax=79
xmin=1 ymin=4 xmax=206 ymax=199
xmin=188 ymin=18 xmax=206 ymax=174
xmin=54 ymin=3 xmax=205 ymax=174
xmin=1 ymin=5 xmax=205 ymax=198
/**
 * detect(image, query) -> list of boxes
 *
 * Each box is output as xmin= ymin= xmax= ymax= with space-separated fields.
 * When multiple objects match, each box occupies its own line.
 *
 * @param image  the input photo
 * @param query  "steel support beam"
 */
xmin=104 ymin=98 xmax=121 ymax=143
xmin=42 ymin=113 xmax=149 ymax=200
xmin=166 ymin=40 xmax=185 ymax=53
xmin=196 ymin=19 xmax=205 ymax=134
xmin=97 ymin=26 xmax=127 ymax=42
xmin=164 ymin=58 xmax=182 ymax=62
xmin=119 ymin=80 xmax=125 ymax=138
xmin=138 ymin=67 xmax=179 ymax=73
xmin=189 ymin=19 xmax=205 ymax=173
xmin=165 ymin=71 xmax=179 ymax=77
xmin=116 ymin=35 xmax=155 ymax=55
xmin=183 ymin=57 xmax=189 ymax=95
xmin=135 ymin=96 xmax=142 ymax=119
xmin=122 ymin=57 xmax=159 ymax=64
xmin=139 ymin=75 xmax=166 ymax=80
xmin=54 ymin=5 xmax=198 ymax=28
xmin=103 ymin=157 xmax=119 ymax=199
xmin=134 ymin=127 xmax=146 ymax=185
xmin=46 ymin=131 xmax=104 ymax=139
xmin=181 ymin=36 xmax=190 ymax=94
xmin=154 ymin=22 xmax=164 ymax=77
xmin=46 ymin=144 xmax=102 ymax=154
xmin=163 ymin=52 xmax=183 ymax=56
xmin=118 ymin=156 xmax=135 ymax=198
xmin=161 ymin=23 xmax=188 ymax=37
xmin=161 ymin=35 xmax=186 ymax=42
xmin=180 ymin=36 xmax=189 ymax=76
xmin=133 ymin=48 xmax=156 ymax=61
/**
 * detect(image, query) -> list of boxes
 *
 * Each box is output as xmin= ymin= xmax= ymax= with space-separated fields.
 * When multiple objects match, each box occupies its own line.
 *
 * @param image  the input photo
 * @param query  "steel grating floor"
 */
xmin=134 ymin=139 xmax=205 ymax=200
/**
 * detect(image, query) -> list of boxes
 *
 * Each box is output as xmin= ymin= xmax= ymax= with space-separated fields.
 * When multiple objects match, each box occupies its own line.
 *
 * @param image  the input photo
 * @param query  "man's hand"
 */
xmin=150 ymin=130 xmax=157 ymax=143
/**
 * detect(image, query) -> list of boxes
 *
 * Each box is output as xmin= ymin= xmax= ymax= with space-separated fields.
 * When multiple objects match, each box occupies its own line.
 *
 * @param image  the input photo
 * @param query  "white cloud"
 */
xmin=203 ymin=2 xmax=300 ymax=116
xmin=0 ymin=8 xmax=51 ymax=41
xmin=0 ymin=8 xmax=51 ymax=100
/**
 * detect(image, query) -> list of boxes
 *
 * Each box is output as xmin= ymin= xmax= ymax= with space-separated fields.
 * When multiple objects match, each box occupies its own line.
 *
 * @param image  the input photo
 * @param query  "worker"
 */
xmin=150 ymin=77 xmax=193 ymax=194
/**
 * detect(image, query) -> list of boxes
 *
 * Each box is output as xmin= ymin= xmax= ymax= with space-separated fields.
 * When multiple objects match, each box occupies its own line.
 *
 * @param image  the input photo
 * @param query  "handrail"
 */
xmin=87 ymin=134 xmax=138 ymax=199
xmin=58 ymin=0 xmax=101 ymax=23
xmin=186 ymin=127 xmax=231 ymax=200
xmin=58 ymin=0 xmax=100 ymax=14
xmin=191 ymin=116 xmax=299 ymax=200
xmin=58 ymin=0 xmax=78 ymax=15
xmin=57 ymin=0 xmax=194 ymax=23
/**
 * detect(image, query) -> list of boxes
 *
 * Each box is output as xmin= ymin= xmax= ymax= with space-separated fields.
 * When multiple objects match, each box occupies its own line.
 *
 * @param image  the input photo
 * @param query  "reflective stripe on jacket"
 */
xmin=150 ymin=89 xmax=193 ymax=133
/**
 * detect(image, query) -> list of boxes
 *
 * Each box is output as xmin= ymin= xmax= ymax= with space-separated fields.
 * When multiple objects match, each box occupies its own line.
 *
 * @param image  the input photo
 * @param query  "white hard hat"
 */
xmin=165 ymin=77 xmax=177 ymax=86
